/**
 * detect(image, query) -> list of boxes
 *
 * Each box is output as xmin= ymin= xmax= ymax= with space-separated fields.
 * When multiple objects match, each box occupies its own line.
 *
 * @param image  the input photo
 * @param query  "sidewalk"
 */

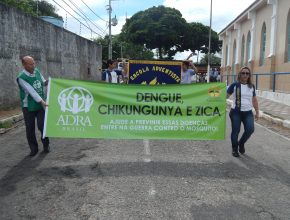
xmin=0 ymin=107 xmax=22 ymax=133
xmin=1 ymin=96 xmax=290 ymax=134
xmin=257 ymin=96 xmax=290 ymax=121
xmin=227 ymin=96 xmax=290 ymax=129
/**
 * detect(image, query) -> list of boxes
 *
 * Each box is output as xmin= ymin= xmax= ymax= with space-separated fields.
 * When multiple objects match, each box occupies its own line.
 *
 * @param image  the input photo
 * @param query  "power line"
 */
xmin=67 ymin=0 xmax=107 ymax=35
xmin=62 ymin=0 xmax=91 ymax=32
xmin=67 ymin=0 xmax=107 ymax=34
xmin=59 ymin=0 xmax=106 ymax=37
xmin=51 ymin=0 xmax=104 ymax=38
xmin=80 ymin=0 xmax=108 ymax=23
xmin=59 ymin=0 xmax=100 ymax=35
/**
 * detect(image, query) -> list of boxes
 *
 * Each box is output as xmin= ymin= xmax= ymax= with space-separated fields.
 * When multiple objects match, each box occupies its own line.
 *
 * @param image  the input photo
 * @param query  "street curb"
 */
xmin=283 ymin=120 xmax=290 ymax=129
xmin=0 ymin=113 xmax=23 ymax=134
xmin=226 ymin=99 xmax=290 ymax=130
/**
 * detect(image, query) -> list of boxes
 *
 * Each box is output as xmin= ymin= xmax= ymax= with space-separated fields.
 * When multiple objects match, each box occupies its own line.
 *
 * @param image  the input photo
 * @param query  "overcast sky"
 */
xmin=49 ymin=0 xmax=256 ymax=59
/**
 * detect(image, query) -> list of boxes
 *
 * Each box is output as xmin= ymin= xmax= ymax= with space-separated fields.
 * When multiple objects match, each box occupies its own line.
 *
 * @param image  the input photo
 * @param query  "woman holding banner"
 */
xmin=227 ymin=67 xmax=260 ymax=157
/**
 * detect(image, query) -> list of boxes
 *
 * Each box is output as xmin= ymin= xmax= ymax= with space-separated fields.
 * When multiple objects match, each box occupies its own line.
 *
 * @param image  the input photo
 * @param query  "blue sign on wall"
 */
xmin=128 ymin=60 xmax=182 ymax=84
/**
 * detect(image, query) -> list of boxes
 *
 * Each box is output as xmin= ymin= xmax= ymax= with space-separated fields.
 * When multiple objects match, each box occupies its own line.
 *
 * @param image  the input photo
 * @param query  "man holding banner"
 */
xmin=17 ymin=56 xmax=50 ymax=156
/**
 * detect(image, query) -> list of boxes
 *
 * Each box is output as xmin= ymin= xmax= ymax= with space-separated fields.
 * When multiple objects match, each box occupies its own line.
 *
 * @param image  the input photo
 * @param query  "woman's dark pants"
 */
xmin=229 ymin=109 xmax=254 ymax=151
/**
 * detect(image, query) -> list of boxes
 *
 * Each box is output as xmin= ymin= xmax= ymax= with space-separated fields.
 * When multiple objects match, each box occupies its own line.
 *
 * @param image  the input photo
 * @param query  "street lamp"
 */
xmin=207 ymin=0 xmax=213 ymax=83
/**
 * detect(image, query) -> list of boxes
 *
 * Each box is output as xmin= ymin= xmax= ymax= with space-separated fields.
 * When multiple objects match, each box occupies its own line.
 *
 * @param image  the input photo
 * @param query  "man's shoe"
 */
xmin=29 ymin=150 xmax=38 ymax=156
xmin=232 ymin=150 xmax=239 ymax=157
xmin=43 ymin=146 xmax=50 ymax=153
xmin=239 ymin=143 xmax=245 ymax=154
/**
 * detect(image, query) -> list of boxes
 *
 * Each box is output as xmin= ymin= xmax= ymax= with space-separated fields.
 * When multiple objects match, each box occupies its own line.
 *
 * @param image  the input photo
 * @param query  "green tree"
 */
xmin=35 ymin=1 xmax=62 ymax=19
xmin=121 ymin=6 xmax=188 ymax=59
xmin=200 ymin=54 xmax=221 ymax=65
xmin=1 ymin=0 xmax=62 ymax=19
xmin=118 ymin=41 xmax=154 ymax=60
xmin=93 ymin=35 xmax=154 ymax=66
xmin=182 ymin=22 xmax=221 ymax=54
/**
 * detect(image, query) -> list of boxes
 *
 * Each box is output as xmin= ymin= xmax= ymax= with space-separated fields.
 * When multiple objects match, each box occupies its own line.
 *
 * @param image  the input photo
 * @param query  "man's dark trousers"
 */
xmin=22 ymin=107 xmax=49 ymax=154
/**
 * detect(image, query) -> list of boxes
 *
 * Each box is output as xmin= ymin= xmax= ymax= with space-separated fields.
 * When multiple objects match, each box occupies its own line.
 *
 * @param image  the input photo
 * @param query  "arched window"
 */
xmin=241 ymin=35 xmax=245 ymax=66
xmin=260 ymin=23 xmax=266 ymax=66
xmin=232 ymin=40 xmax=236 ymax=74
xmin=246 ymin=31 xmax=251 ymax=65
xmin=286 ymin=10 xmax=290 ymax=62
xmin=225 ymin=45 xmax=228 ymax=66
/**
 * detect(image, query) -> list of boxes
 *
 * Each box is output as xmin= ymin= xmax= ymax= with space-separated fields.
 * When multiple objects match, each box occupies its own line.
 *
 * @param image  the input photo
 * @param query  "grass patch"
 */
xmin=0 ymin=121 xmax=13 ymax=129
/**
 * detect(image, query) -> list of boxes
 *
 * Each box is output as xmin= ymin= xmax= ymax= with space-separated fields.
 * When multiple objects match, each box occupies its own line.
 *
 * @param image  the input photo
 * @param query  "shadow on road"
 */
xmin=240 ymin=154 xmax=290 ymax=186
xmin=35 ymin=155 xmax=290 ymax=187
xmin=0 ymin=153 xmax=47 ymax=197
xmin=1 ymin=153 xmax=289 ymax=199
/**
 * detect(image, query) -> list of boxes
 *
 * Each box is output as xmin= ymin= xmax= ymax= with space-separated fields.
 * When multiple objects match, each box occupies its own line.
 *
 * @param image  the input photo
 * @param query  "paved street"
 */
xmin=0 ymin=116 xmax=290 ymax=220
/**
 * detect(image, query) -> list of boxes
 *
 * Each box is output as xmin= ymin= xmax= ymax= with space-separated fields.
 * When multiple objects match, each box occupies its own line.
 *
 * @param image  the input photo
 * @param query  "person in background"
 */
xmin=181 ymin=60 xmax=195 ymax=84
xmin=17 ymin=56 xmax=50 ymax=156
xmin=227 ymin=66 xmax=259 ymax=157
xmin=122 ymin=62 xmax=129 ymax=84
xmin=102 ymin=59 xmax=123 ymax=83
xmin=185 ymin=52 xmax=198 ymax=83
xmin=188 ymin=61 xmax=198 ymax=83
xmin=209 ymin=68 xmax=216 ymax=82
xmin=216 ymin=71 xmax=221 ymax=82
xmin=213 ymin=68 xmax=219 ymax=81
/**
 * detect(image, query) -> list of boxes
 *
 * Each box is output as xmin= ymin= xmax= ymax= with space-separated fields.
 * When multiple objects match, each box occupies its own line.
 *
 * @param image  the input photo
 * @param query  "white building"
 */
xmin=219 ymin=0 xmax=290 ymax=92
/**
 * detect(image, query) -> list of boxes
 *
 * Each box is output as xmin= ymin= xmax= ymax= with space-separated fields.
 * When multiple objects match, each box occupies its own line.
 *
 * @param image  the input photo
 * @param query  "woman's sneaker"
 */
xmin=232 ymin=147 xmax=240 ymax=157
xmin=239 ymin=143 xmax=245 ymax=154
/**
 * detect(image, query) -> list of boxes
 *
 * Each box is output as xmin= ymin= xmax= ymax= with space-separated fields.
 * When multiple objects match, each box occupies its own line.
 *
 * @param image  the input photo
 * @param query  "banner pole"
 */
xmin=43 ymin=77 xmax=51 ymax=138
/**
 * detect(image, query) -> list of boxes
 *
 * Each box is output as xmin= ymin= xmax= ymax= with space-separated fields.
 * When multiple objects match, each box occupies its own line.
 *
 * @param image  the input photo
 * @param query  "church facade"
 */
xmin=219 ymin=0 xmax=290 ymax=92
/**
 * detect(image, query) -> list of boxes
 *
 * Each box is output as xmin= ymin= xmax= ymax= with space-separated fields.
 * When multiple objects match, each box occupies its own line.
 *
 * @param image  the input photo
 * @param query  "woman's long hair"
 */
xmin=237 ymin=66 xmax=253 ymax=88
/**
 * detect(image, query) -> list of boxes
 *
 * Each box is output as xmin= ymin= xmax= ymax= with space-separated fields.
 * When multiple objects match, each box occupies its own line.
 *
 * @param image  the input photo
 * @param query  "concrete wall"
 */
xmin=0 ymin=2 xmax=102 ymax=110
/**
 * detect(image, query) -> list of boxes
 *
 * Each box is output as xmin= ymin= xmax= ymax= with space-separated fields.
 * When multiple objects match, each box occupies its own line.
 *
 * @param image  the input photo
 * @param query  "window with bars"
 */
xmin=246 ymin=31 xmax=251 ymax=65
xmin=260 ymin=23 xmax=266 ymax=66
xmin=241 ymin=35 xmax=245 ymax=66
xmin=287 ymin=11 xmax=290 ymax=62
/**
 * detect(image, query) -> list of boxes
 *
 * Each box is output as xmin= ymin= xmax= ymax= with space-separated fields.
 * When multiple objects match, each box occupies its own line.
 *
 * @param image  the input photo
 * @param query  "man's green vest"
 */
xmin=18 ymin=68 xmax=45 ymax=111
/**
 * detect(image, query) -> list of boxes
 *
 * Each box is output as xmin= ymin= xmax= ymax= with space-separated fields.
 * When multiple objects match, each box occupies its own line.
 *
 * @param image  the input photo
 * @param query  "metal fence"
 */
xmin=221 ymin=72 xmax=290 ymax=92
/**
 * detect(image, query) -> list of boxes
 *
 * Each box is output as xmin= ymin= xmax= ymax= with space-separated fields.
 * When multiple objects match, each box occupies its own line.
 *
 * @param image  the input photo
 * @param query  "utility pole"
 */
xmin=207 ymin=0 xmax=212 ymax=83
xmin=120 ymin=42 xmax=123 ymax=59
xmin=36 ymin=0 xmax=39 ymax=16
xmin=107 ymin=0 xmax=119 ymax=60
xmin=108 ymin=0 xmax=112 ymax=59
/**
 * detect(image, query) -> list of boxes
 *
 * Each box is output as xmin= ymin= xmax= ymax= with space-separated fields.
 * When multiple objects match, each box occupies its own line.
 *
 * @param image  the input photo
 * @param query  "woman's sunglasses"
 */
xmin=240 ymin=71 xmax=250 ymax=75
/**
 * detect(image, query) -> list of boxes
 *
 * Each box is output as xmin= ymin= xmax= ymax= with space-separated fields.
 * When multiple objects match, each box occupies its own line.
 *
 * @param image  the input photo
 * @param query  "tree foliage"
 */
xmin=121 ymin=6 xmax=188 ymax=59
xmin=1 ymin=0 xmax=62 ymax=19
xmin=182 ymin=22 xmax=221 ymax=54
xmin=94 ymin=35 xmax=154 ymax=66
xmin=200 ymin=53 xmax=221 ymax=65
xmin=121 ymin=6 xmax=221 ymax=60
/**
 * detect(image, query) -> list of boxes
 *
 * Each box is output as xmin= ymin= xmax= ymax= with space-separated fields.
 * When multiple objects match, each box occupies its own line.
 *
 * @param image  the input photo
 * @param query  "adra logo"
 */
xmin=56 ymin=87 xmax=93 ymax=129
xmin=33 ymin=80 xmax=42 ymax=89
xmin=58 ymin=87 xmax=93 ymax=114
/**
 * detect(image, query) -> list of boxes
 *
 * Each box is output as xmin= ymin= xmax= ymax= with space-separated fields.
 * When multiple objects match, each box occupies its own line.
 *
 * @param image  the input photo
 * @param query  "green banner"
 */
xmin=44 ymin=78 xmax=226 ymax=140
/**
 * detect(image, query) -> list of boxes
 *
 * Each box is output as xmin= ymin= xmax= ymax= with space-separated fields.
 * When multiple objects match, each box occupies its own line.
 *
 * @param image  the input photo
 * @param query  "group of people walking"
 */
xmin=17 ymin=56 xmax=259 ymax=158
